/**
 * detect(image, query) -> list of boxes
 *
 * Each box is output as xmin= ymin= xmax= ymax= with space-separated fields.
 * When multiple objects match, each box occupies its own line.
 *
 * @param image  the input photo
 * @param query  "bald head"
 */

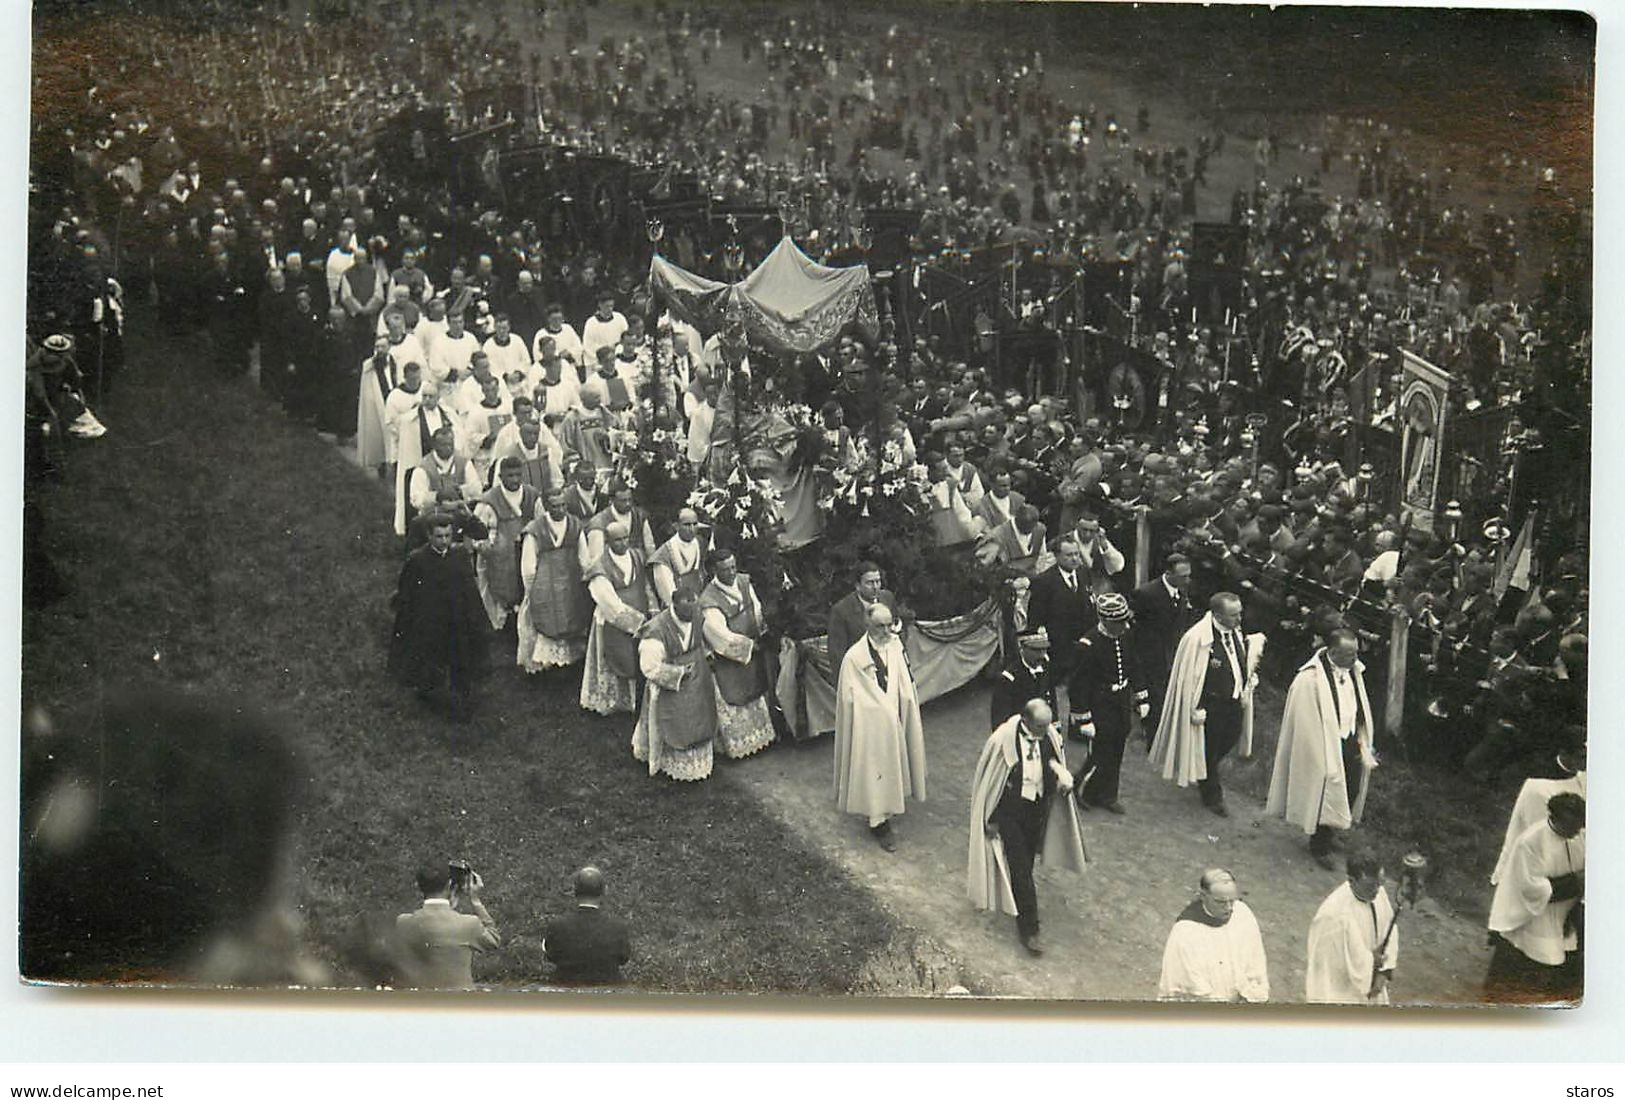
xmin=1198 ymin=868 xmax=1240 ymax=922
xmin=573 ymin=866 xmax=606 ymax=899
xmin=865 ymin=601 xmax=896 ymax=647
xmin=1020 ymin=698 xmax=1054 ymax=731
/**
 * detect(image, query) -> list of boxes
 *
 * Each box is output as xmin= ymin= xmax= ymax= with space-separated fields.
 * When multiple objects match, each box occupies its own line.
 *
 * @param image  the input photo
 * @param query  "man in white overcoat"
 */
xmin=1265 ymin=629 xmax=1379 ymax=870
xmin=1147 ymin=592 xmax=1263 ymax=816
xmin=834 ymin=603 xmax=926 ymax=852
xmin=1305 ymin=852 xmax=1398 ymax=1004
xmin=967 ymin=700 xmax=1088 ymax=956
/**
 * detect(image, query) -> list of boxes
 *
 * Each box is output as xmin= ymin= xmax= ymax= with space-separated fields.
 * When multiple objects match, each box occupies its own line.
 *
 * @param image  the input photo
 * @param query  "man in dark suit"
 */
xmin=826 ymin=560 xmax=902 ymax=684
xmin=1028 ymin=538 xmax=1098 ymax=731
xmin=543 ymin=866 xmax=632 ymax=984
xmin=1196 ymin=593 xmax=1251 ymax=816
xmin=1131 ymin=553 xmax=1197 ymax=729
xmin=991 ymin=627 xmax=1057 ymax=728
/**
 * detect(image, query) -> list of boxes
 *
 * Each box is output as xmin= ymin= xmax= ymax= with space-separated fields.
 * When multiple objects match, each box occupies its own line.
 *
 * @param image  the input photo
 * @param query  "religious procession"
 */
xmin=21 ymin=0 xmax=1589 ymax=1006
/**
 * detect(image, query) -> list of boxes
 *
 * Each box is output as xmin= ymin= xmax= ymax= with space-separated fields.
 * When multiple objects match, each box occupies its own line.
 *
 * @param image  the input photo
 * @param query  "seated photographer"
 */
xmin=394 ymin=861 xmax=501 ymax=991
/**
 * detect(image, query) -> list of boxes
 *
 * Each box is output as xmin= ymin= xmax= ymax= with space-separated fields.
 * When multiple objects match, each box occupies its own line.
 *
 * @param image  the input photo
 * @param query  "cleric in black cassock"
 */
xmin=388 ymin=513 xmax=491 ymax=717
xmin=1074 ymin=592 xmax=1150 ymax=814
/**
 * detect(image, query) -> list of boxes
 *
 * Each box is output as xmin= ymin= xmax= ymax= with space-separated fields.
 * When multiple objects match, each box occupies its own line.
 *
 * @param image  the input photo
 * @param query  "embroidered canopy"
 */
xmin=649 ymin=236 xmax=879 ymax=354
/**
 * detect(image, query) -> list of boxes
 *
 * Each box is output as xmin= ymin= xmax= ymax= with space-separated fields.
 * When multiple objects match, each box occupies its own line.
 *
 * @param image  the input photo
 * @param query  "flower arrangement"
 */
xmin=687 ymin=456 xmax=792 ymax=627
xmin=826 ymin=435 xmax=931 ymax=524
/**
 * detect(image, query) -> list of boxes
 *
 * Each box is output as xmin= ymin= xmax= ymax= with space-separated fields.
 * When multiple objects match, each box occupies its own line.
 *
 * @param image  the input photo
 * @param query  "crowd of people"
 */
xmin=25 ymin=0 xmax=1589 ymax=1001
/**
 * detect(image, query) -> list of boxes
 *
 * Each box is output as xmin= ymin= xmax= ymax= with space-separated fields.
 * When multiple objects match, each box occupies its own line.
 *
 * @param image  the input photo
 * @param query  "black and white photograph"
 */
xmin=17 ymin=0 xmax=1594 ymax=1011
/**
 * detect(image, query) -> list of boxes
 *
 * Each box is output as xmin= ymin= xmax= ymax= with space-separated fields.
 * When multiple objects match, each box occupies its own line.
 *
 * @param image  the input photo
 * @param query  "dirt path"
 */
xmin=729 ymin=682 xmax=1492 ymax=1003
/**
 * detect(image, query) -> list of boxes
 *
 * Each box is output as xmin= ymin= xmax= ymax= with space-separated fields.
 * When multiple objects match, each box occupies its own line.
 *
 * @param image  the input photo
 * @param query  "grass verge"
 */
xmin=21 ymin=314 xmax=899 ymax=994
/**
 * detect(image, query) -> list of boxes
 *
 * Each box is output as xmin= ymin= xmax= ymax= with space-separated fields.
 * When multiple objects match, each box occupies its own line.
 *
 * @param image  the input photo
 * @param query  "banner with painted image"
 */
xmin=1398 ymin=349 xmax=1452 ymax=529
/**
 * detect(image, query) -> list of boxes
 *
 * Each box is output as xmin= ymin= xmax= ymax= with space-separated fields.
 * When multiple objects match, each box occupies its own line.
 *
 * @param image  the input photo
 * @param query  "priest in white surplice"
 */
xmin=395 ymin=384 xmax=465 ymax=536
xmin=649 ymin=508 xmax=708 ymax=608
xmin=408 ymin=427 xmax=483 ymax=525
xmin=1158 ymin=869 xmax=1270 ymax=1003
xmin=516 ymin=490 xmax=590 ymax=673
xmin=579 ymin=520 xmax=650 ymax=715
xmin=697 ymin=548 xmax=776 ymax=762
xmin=1305 ymin=852 xmax=1398 ymax=1004
xmin=632 ymin=586 xmax=720 ymax=782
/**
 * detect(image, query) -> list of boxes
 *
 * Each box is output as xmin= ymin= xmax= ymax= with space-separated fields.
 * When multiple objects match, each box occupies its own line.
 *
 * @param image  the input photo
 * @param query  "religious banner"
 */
xmin=1397 ymin=349 xmax=1452 ymax=530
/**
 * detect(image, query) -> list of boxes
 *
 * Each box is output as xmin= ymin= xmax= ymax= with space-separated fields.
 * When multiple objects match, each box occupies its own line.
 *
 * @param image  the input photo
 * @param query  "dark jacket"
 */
xmin=1029 ymin=566 xmax=1097 ymax=673
xmin=1130 ymin=577 xmax=1197 ymax=704
xmin=990 ymin=656 xmax=1058 ymax=729
xmin=543 ymin=904 xmax=632 ymax=984
xmin=826 ymin=590 xmax=900 ymax=678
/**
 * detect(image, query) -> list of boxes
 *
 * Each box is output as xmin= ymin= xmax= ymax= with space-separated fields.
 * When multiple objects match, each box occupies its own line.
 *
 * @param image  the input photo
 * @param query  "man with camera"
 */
xmin=394 ymin=860 xmax=501 ymax=990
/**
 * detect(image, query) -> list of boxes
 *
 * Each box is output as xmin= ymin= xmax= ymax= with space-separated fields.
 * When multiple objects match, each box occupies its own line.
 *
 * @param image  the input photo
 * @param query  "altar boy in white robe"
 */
xmin=1305 ymin=852 xmax=1398 ymax=1004
xmin=1486 ymin=792 xmax=1584 ymax=1003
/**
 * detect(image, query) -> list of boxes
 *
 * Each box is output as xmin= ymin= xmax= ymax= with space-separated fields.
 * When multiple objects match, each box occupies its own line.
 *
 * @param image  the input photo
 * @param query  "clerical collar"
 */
xmin=1176 ymin=898 xmax=1231 ymax=928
